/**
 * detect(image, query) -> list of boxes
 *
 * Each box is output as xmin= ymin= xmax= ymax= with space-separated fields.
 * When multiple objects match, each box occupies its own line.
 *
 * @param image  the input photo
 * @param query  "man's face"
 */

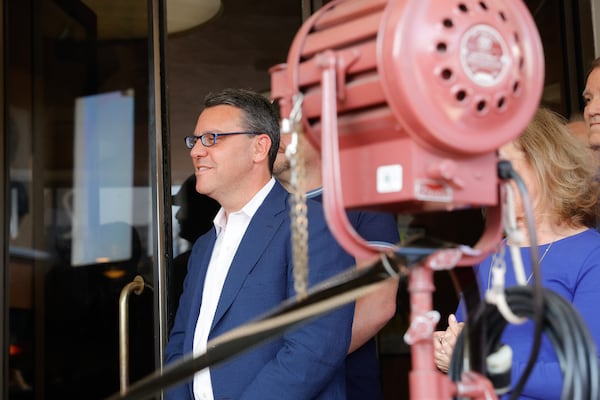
xmin=272 ymin=133 xmax=292 ymax=186
xmin=273 ymin=133 xmax=321 ymax=189
xmin=583 ymin=67 xmax=600 ymax=150
xmin=189 ymin=105 xmax=261 ymax=204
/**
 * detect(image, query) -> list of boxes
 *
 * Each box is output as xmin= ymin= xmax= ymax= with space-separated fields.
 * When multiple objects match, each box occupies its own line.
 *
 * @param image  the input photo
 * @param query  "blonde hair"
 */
xmin=515 ymin=107 xmax=599 ymax=228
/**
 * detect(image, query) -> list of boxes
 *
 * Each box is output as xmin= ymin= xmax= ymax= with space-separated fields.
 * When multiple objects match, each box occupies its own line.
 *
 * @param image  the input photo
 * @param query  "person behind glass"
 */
xmin=165 ymin=88 xmax=356 ymax=400
xmin=432 ymin=106 xmax=600 ymax=399
xmin=169 ymin=174 xmax=220 ymax=332
xmin=273 ymin=131 xmax=400 ymax=400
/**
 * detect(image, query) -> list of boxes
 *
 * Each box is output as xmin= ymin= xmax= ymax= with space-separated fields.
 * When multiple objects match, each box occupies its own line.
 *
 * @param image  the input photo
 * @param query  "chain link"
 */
xmin=285 ymin=94 xmax=309 ymax=300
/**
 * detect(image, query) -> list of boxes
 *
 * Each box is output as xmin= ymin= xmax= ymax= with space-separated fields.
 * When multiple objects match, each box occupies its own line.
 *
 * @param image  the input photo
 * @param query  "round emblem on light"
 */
xmin=460 ymin=24 xmax=510 ymax=87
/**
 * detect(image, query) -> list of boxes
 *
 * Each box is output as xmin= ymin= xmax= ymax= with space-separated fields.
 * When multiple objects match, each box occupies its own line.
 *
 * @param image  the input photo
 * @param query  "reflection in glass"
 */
xmin=71 ymin=90 xmax=135 ymax=266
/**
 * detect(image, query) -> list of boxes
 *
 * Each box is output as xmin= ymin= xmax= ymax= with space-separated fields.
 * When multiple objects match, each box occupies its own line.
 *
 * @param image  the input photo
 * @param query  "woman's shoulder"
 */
xmin=553 ymin=229 xmax=600 ymax=268
xmin=560 ymin=228 xmax=600 ymax=248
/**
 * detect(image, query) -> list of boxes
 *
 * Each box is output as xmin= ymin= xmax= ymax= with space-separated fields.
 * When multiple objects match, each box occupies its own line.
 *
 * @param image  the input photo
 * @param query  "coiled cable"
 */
xmin=449 ymin=285 xmax=599 ymax=399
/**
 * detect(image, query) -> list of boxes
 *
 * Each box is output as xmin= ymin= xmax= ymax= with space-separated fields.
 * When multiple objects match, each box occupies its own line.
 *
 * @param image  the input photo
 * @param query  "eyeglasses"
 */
xmin=184 ymin=131 xmax=262 ymax=149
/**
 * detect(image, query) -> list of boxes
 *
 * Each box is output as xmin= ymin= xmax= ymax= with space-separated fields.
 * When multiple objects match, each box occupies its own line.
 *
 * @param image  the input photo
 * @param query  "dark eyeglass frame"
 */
xmin=184 ymin=131 xmax=262 ymax=149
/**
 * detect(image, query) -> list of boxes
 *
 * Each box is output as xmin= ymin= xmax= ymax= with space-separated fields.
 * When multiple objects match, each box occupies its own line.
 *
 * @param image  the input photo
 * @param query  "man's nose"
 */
xmin=190 ymin=140 xmax=207 ymax=157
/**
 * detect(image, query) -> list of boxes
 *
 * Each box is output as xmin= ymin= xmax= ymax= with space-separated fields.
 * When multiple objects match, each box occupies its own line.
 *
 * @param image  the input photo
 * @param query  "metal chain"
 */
xmin=285 ymin=94 xmax=309 ymax=300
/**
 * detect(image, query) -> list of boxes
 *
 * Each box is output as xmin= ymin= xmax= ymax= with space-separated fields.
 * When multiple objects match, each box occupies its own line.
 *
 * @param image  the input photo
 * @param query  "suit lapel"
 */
xmin=210 ymin=182 xmax=288 ymax=332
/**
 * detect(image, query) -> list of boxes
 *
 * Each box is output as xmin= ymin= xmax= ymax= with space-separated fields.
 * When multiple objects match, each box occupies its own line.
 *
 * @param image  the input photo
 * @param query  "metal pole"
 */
xmin=147 ymin=0 xmax=173 ymax=386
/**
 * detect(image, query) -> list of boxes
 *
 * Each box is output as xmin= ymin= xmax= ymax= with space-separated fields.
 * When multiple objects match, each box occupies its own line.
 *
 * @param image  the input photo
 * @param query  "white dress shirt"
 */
xmin=192 ymin=178 xmax=275 ymax=400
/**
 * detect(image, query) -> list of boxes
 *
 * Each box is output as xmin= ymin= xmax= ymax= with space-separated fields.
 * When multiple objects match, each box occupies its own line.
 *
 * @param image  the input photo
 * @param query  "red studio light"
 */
xmin=270 ymin=0 xmax=544 ymax=261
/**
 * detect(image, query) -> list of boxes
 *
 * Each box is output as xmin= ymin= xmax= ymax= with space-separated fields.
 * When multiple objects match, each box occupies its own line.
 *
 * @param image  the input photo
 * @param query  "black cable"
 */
xmin=449 ymin=286 xmax=599 ymax=399
xmin=496 ymin=159 xmax=545 ymax=399
xmin=505 ymin=164 xmax=546 ymax=400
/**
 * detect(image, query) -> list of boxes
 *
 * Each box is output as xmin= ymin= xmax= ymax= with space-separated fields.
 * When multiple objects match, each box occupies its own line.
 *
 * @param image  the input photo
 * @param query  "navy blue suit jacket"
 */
xmin=165 ymin=181 xmax=355 ymax=400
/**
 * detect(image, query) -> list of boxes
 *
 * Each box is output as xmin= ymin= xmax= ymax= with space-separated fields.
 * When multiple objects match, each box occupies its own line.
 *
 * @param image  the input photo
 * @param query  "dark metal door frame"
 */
xmin=1 ymin=0 xmax=8 ymax=398
xmin=147 ymin=0 xmax=172 ymax=378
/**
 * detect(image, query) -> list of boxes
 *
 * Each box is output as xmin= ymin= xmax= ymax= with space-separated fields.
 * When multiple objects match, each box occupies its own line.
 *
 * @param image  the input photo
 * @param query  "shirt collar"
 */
xmin=306 ymin=186 xmax=323 ymax=199
xmin=213 ymin=177 xmax=276 ymax=234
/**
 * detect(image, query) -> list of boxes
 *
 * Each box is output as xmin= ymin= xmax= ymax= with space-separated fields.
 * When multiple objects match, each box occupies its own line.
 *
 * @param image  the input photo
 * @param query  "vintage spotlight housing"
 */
xmin=270 ymin=0 xmax=544 ymax=260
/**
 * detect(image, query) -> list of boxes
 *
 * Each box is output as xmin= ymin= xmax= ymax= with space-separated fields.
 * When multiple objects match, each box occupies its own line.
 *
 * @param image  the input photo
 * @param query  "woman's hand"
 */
xmin=433 ymin=314 xmax=464 ymax=373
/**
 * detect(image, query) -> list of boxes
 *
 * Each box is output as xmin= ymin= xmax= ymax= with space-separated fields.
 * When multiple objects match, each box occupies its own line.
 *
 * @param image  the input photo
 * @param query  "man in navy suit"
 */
xmin=165 ymin=88 xmax=355 ymax=400
xmin=273 ymin=133 xmax=400 ymax=400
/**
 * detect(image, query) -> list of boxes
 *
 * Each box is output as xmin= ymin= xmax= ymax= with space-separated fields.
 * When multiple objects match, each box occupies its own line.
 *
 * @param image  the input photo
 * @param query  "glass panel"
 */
xmin=6 ymin=0 xmax=157 ymax=399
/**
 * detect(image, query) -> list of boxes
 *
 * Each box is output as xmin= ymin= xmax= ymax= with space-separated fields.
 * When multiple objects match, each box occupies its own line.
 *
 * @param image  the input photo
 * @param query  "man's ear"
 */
xmin=253 ymin=134 xmax=271 ymax=163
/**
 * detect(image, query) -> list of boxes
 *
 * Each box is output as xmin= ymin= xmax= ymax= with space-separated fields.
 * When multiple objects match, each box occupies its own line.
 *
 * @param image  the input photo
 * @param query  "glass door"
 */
xmin=5 ymin=0 xmax=164 ymax=398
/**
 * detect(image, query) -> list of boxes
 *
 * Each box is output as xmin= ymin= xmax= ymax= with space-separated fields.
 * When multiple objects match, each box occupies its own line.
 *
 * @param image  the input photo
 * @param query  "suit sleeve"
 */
xmin=239 ymin=207 xmax=355 ymax=399
xmin=350 ymin=210 xmax=399 ymax=245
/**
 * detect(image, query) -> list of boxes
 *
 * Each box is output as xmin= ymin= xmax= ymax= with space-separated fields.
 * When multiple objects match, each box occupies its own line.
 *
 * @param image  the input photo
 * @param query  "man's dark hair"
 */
xmin=204 ymin=88 xmax=280 ymax=172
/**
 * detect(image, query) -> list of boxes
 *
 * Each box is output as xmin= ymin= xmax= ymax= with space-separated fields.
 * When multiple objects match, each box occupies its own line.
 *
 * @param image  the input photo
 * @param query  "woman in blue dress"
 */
xmin=433 ymin=106 xmax=600 ymax=399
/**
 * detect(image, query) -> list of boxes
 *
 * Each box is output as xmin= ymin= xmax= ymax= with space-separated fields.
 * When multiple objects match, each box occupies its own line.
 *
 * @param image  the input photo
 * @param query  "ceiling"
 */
xmin=81 ymin=0 xmax=223 ymax=39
